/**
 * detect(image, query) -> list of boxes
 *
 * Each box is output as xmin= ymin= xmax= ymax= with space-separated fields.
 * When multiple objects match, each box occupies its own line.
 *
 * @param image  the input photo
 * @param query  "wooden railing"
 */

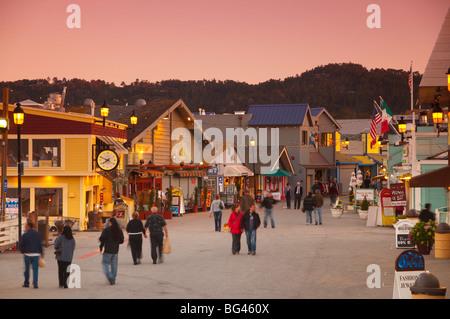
xmin=0 ymin=219 xmax=25 ymax=252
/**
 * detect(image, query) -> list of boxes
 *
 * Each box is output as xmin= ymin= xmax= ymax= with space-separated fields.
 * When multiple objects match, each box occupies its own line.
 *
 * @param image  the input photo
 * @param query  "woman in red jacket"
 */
xmin=228 ymin=204 xmax=243 ymax=255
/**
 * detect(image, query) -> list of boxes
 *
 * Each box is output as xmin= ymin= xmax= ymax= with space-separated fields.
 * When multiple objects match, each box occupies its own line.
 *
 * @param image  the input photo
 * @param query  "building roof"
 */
xmin=247 ymin=104 xmax=311 ymax=126
xmin=418 ymin=6 xmax=450 ymax=106
xmin=310 ymin=107 xmax=342 ymax=131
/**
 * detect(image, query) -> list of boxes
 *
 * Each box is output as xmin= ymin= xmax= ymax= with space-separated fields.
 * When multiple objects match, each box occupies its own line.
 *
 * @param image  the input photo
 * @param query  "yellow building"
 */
xmin=1 ymin=103 xmax=128 ymax=230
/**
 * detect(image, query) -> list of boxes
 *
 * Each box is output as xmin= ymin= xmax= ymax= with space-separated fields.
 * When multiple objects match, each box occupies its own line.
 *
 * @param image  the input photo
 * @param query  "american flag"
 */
xmin=370 ymin=106 xmax=381 ymax=148
xmin=408 ymin=64 xmax=412 ymax=93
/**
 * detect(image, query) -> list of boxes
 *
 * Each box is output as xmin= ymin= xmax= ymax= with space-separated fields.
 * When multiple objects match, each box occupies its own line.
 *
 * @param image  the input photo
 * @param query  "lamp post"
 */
xmin=250 ymin=138 xmax=256 ymax=196
xmin=13 ymin=103 xmax=24 ymax=241
xmin=398 ymin=116 xmax=407 ymax=143
xmin=130 ymin=109 xmax=137 ymax=132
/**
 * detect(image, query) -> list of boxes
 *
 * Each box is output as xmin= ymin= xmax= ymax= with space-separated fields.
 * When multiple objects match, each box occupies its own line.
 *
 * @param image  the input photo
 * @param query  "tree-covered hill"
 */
xmin=0 ymin=63 xmax=421 ymax=118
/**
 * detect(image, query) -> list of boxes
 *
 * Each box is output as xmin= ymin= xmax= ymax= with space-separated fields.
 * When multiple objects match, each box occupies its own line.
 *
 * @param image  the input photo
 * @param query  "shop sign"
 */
xmin=207 ymin=167 xmax=218 ymax=175
xmin=355 ymin=188 xmax=374 ymax=201
xmin=393 ymin=219 xmax=417 ymax=249
xmin=390 ymin=183 xmax=406 ymax=206
xmin=393 ymin=250 xmax=425 ymax=299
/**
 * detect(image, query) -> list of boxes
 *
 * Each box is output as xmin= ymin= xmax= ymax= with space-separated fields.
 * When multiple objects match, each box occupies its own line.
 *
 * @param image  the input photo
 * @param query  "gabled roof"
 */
xmin=247 ymin=104 xmax=312 ymax=126
xmin=418 ymin=6 xmax=450 ymax=106
xmin=310 ymin=107 xmax=342 ymax=131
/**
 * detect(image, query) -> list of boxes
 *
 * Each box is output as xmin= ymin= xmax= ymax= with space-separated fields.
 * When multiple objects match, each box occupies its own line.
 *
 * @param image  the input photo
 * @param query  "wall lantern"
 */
xmin=0 ymin=117 xmax=9 ymax=131
xmin=446 ymin=67 xmax=450 ymax=92
xmin=398 ymin=116 xmax=406 ymax=134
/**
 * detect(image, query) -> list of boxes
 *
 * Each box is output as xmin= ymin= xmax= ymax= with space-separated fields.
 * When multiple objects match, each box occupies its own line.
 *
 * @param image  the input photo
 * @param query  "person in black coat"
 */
xmin=99 ymin=218 xmax=124 ymax=285
xmin=126 ymin=212 xmax=147 ymax=265
xmin=19 ymin=222 xmax=44 ymax=288
xmin=294 ymin=182 xmax=303 ymax=210
xmin=419 ymin=203 xmax=435 ymax=222
xmin=302 ymin=192 xmax=315 ymax=225
xmin=261 ymin=192 xmax=278 ymax=228
xmin=240 ymin=204 xmax=261 ymax=255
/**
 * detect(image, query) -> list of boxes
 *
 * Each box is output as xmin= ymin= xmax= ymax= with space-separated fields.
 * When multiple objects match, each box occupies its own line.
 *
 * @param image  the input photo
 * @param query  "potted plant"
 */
xmin=331 ymin=201 xmax=343 ymax=218
xmin=193 ymin=186 xmax=199 ymax=213
xmin=358 ymin=196 xmax=369 ymax=220
xmin=409 ymin=220 xmax=437 ymax=255
xmin=202 ymin=186 xmax=208 ymax=212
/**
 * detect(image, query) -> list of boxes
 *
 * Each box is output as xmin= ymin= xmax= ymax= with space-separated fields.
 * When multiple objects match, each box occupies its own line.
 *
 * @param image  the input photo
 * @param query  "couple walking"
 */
xmin=302 ymin=190 xmax=324 ymax=225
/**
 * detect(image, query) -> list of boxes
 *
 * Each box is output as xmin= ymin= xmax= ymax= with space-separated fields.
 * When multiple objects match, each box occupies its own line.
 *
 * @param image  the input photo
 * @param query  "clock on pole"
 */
xmin=96 ymin=149 xmax=119 ymax=171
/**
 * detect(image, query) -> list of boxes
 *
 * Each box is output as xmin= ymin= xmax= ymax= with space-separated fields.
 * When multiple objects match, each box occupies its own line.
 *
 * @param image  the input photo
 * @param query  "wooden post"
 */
xmin=1 ymin=88 xmax=9 ymax=222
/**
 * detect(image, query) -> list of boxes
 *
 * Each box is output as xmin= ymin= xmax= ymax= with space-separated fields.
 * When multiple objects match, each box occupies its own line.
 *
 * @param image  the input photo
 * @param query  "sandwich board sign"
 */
xmin=393 ymin=219 xmax=417 ymax=249
xmin=393 ymin=250 xmax=425 ymax=299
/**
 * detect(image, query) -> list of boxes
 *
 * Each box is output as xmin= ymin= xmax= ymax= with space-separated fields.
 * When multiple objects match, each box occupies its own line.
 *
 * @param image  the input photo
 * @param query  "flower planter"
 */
xmin=416 ymin=242 xmax=433 ymax=255
xmin=331 ymin=208 xmax=343 ymax=219
xmin=358 ymin=209 xmax=369 ymax=220
xmin=193 ymin=205 xmax=198 ymax=213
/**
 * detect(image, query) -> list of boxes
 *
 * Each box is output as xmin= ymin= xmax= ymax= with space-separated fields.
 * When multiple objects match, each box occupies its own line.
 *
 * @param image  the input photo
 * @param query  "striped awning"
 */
xmin=177 ymin=170 xmax=207 ymax=177
xmin=132 ymin=169 xmax=164 ymax=177
xmin=352 ymin=156 xmax=375 ymax=165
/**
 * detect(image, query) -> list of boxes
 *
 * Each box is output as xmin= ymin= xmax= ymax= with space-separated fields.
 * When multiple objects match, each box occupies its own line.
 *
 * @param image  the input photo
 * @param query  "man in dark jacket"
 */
xmin=240 ymin=204 xmax=261 ymax=255
xmin=302 ymin=192 xmax=315 ymax=225
xmin=419 ymin=203 xmax=435 ymax=222
xmin=261 ymin=192 xmax=277 ymax=228
xmin=19 ymin=222 xmax=43 ymax=288
xmin=294 ymin=182 xmax=303 ymax=210
xmin=144 ymin=207 xmax=169 ymax=264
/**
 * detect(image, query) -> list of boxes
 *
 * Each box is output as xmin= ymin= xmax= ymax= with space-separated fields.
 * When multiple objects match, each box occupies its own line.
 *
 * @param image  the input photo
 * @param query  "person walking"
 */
xmin=329 ymin=182 xmax=339 ymax=207
xmin=126 ymin=212 xmax=147 ymax=265
xmin=284 ymin=183 xmax=293 ymax=209
xmin=209 ymin=194 xmax=225 ymax=232
xmin=19 ymin=221 xmax=44 ymax=288
xmin=241 ymin=204 xmax=261 ymax=255
xmin=54 ymin=225 xmax=76 ymax=288
xmin=313 ymin=189 xmax=324 ymax=225
xmin=294 ymin=182 xmax=303 ymax=210
xmin=261 ymin=192 xmax=277 ymax=228
xmin=302 ymin=192 xmax=315 ymax=225
xmin=144 ymin=207 xmax=169 ymax=264
xmin=227 ymin=204 xmax=243 ymax=254
xmin=99 ymin=217 xmax=124 ymax=285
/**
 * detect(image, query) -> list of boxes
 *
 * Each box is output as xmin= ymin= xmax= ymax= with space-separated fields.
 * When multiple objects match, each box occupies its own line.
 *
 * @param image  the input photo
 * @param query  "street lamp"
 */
xmin=100 ymin=100 xmax=109 ymax=127
xmin=130 ymin=109 xmax=137 ymax=132
xmin=13 ymin=103 xmax=24 ymax=241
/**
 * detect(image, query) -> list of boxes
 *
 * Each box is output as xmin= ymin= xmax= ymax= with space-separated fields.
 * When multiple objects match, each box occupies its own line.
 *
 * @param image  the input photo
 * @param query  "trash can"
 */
xmin=88 ymin=211 xmax=98 ymax=230
xmin=410 ymin=272 xmax=447 ymax=299
xmin=435 ymin=223 xmax=450 ymax=259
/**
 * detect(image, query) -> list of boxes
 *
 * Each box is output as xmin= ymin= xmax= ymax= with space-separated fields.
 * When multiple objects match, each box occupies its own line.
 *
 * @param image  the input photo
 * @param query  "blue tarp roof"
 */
xmin=248 ymin=104 xmax=309 ymax=126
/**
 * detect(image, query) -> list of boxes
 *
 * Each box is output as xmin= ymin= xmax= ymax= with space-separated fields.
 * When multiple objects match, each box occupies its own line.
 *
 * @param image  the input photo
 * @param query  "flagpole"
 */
xmin=410 ymin=61 xmax=419 ymax=211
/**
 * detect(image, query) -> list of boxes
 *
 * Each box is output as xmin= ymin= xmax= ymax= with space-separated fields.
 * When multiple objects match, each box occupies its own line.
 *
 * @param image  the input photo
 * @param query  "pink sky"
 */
xmin=0 ymin=0 xmax=448 ymax=84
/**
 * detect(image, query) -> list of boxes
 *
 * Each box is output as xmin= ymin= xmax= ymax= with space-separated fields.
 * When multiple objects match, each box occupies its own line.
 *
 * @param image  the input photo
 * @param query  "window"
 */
xmin=35 ymin=188 xmax=62 ymax=217
xmin=0 ymin=139 xmax=29 ymax=167
xmin=320 ymin=133 xmax=333 ymax=147
xmin=32 ymin=139 xmax=61 ymax=167
xmin=301 ymin=131 xmax=308 ymax=145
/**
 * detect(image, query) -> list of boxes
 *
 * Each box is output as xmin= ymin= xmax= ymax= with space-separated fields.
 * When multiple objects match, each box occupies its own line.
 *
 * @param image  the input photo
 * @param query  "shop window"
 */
xmin=35 ymin=188 xmax=63 ymax=217
xmin=0 ymin=139 xmax=29 ymax=167
xmin=32 ymin=139 xmax=61 ymax=167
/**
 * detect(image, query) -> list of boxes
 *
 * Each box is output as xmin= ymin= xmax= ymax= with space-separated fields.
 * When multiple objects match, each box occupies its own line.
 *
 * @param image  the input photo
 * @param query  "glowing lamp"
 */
xmin=398 ymin=116 xmax=406 ymax=134
xmin=432 ymin=104 xmax=443 ymax=124
xmin=13 ymin=103 xmax=24 ymax=125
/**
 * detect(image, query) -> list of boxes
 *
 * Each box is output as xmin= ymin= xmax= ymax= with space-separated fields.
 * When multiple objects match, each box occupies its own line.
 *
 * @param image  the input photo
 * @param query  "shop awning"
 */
xmin=176 ymin=170 xmax=207 ymax=177
xmin=132 ymin=169 xmax=164 ymax=177
xmin=410 ymin=165 xmax=450 ymax=188
xmin=97 ymin=135 xmax=128 ymax=154
xmin=371 ymin=174 xmax=387 ymax=181
xmin=223 ymin=165 xmax=254 ymax=177
xmin=263 ymin=169 xmax=292 ymax=177
xmin=352 ymin=156 xmax=375 ymax=165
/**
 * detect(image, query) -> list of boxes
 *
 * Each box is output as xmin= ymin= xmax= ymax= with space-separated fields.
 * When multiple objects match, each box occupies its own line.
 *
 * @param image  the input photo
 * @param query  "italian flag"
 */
xmin=380 ymin=100 xmax=393 ymax=134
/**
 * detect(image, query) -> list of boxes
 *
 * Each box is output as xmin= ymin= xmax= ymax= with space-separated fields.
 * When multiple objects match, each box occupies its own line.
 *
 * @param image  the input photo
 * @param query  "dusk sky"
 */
xmin=0 ymin=0 xmax=448 ymax=85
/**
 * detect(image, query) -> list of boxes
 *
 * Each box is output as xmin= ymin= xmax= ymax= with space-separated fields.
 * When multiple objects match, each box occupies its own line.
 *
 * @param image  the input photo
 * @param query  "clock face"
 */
xmin=96 ymin=150 xmax=119 ymax=171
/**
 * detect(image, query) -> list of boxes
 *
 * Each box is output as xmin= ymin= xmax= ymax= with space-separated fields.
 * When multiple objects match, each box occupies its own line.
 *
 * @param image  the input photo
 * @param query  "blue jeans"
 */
xmin=102 ymin=253 xmax=118 ymax=283
xmin=314 ymin=207 xmax=322 ymax=224
xmin=213 ymin=211 xmax=222 ymax=231
xmin=24 ymin=255 xmax=40 ymax=286
xmin=263 ymin=208 xmax=275 ymax=228
xmin=306 ymin=210 xmax=313 ymax=224
xmin=245 ymin=229 xmax=257 ymax=253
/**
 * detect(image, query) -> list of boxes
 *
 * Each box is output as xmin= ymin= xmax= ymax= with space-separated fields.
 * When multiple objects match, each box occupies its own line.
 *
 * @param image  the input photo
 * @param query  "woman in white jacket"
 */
xmin=209 ymin=194 xmax=225 ymax=231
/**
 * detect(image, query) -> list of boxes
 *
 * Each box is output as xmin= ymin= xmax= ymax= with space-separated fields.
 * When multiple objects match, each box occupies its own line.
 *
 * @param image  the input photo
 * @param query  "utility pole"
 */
xmin=1 ymin=88 xmax=9 ymax=222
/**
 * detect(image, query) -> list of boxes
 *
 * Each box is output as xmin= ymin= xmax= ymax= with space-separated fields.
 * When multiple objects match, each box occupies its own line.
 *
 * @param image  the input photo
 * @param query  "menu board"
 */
xmin=390 ymin=183 xmax=406 ymax=206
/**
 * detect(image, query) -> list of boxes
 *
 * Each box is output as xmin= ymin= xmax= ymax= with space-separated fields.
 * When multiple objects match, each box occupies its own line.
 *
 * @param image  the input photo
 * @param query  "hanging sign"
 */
xmin=390 ymin=183 xmax=406 ymax=206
